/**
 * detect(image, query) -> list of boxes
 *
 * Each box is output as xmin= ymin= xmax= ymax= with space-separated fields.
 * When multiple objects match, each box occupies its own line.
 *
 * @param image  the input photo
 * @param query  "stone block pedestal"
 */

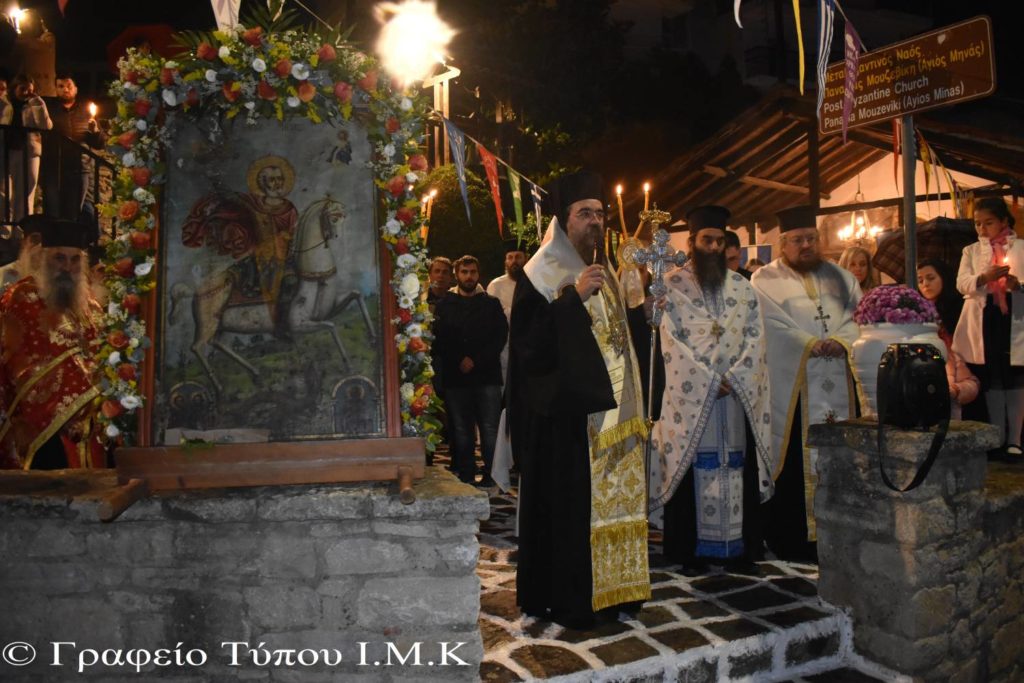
xmin=0 ymin=466 xmax=489 ymax=681
xmin=809 ymin=419 xmax=1024 ymax=682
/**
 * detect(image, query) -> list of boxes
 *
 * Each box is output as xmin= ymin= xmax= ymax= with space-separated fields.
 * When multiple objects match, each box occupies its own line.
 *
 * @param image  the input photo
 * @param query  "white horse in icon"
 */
xmin=169 ymin=196 xmax=376 ymax=394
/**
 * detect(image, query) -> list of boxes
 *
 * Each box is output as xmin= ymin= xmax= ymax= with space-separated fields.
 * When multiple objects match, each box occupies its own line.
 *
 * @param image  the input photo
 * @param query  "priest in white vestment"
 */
xmin=751 ymin=205 xmax=862 ymax=562
xmin=650 ymin=206 xmax=776 ymax=574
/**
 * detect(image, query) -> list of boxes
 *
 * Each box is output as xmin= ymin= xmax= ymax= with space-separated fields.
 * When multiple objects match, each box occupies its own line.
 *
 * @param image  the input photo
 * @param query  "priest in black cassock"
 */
xmin=506 ymin=171 xmax=651 ymax=630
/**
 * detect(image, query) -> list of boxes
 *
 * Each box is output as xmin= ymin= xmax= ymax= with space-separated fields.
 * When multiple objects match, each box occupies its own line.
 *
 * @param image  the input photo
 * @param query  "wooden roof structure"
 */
xmin=625 ymin=87 xmax=1024 ymax=230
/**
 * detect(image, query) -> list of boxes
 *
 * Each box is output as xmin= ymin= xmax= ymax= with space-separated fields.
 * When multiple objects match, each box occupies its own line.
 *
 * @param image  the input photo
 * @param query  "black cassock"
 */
xmin=506 ymin=274 xmax=616 ymax=625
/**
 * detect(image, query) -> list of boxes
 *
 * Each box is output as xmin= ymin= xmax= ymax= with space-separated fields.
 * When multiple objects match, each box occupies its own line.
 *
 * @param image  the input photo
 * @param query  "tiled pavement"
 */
xmin=433 ymin=449 xmax=895 ymax=682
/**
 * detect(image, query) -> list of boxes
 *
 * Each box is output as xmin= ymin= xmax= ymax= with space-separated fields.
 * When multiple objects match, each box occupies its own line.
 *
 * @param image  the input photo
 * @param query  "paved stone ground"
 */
xmin=430 ymin=448 xmax=894 ymax=682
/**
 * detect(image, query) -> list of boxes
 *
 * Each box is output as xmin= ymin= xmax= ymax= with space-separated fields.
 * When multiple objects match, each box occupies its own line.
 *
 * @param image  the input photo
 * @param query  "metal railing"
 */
xmin=0 ymin=124 xmax=116 ymax=238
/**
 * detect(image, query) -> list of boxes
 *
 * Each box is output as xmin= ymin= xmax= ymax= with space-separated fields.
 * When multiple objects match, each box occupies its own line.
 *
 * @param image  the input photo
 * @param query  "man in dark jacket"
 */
xmin=433 ymin=255 xmax=507 ymax=486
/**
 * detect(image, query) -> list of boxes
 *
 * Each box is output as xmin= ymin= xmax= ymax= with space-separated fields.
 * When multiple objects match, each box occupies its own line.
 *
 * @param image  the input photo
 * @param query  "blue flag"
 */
xmin=443 ymin=118 xmax=472 ymax=225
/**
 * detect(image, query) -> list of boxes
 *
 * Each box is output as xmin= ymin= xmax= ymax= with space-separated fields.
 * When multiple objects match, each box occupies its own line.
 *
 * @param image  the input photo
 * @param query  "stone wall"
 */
xmin=0 ymin=467 xmax=489 ymax=682
xmin=809 ymin=419 xmax=1024 ymax=682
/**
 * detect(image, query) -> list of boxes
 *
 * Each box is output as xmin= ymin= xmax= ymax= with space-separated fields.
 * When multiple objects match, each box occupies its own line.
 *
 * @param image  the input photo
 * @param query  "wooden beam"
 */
xmin=702 ymin=165 xmax=831 ymax=200
xmin=815 ymin=186 xmax=1014 ymax=216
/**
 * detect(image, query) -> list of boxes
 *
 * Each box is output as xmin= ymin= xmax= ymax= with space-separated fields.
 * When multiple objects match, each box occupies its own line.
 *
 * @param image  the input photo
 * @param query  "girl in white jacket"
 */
xmin=952 ymin=198 xmax=1024 ymax=459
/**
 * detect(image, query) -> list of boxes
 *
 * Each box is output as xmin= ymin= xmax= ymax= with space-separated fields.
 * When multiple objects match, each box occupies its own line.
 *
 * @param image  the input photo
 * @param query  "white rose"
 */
xmin=245 ymin=101 xmax=255 ymax=110
xmin=135 ymin=119 xmax=147 ymax=131
xmin=132 ymin=188 xmax=153 ymax=203
xmin=291 ymin=63 xmax=310 ymax=80
xmin=405 ymin=172 xmax=418 ymax=184
xmin=120 ymin=395 xmax=142 ymax=410
xmin=396 ymin=253 xmax=417 ymax=269
xmin=400 ymin=97 xmax=413 ymax=111
xmin=205 ymin=69 xmax=218 ymax=82
xmin=406 ymin=323 xmax=423 ymax=338
xmin=165 ymin=60 xmax=178 ymax=69
xmin=162 ymin=89 xmax=177 ymax=107
xmin=218 ymin=46 xmax=231 ymax=59
xmin=287 ymin=96 xmax=300 ymax=108
xmin=134 ymin=262 xmax=153 ymax=277
xmin=105 ymin=424 xmax=121 ymax=438
xmin=400 ymin=273 xmax=420 ymax=298
xmin=122 ymin=152 xmax=136 ymax=167
xmin=129 ymin=337 xmax=140 ymax=349
xmin=108 ymin=351 xmax=122 ymax=366
xmin=400 ymin=383 xmax=415 ymax=402
xmin=383 ymin=143 xmax=396 ymax=158
xmin=252 ymin=57 xmax=267 ymax=72
xmin=385 ymin=218 xmax=402 ymax=235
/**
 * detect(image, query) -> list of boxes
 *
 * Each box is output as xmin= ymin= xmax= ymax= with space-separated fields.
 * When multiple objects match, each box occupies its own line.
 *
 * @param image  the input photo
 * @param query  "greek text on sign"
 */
xmin=819 ymin=16 xmax=995 ymax=135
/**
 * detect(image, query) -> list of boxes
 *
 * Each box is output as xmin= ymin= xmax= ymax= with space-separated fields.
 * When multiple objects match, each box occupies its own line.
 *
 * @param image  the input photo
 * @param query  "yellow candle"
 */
xmin=643 ymin=182 xmax=651 ymax=212
xmin=616 ymin=184 xmax=627 ymax=237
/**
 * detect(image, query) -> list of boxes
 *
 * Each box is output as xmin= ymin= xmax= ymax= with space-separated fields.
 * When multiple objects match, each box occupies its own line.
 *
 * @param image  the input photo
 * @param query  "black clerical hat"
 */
xmin=685 ymin=205 xmax=730 ymax=233
xmin=19 ymin=215 xmax=93 ymax=249
xmin=542 ymin=170 xmax=604 ymax=227
xmin=776 ymin=205 xmax=818 ymax=232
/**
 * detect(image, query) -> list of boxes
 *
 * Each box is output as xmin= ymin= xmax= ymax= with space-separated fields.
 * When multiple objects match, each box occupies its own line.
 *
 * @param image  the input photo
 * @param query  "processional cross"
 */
xmin=626 ymin=206 xmax=688 ymax=506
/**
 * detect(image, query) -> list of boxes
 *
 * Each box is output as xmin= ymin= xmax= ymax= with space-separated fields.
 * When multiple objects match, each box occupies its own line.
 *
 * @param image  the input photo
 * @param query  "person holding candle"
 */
xmin=7 ymin=74 xmax=52 ymax=220
xmin=43 ymin=73 xmax=107 ymax=221
xmin=952 ymin=197 xmax=1024 ymax=460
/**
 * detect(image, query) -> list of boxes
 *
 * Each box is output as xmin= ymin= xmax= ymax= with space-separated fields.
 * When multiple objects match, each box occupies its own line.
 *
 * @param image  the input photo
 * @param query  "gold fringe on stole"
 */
xmin=589 ymin=428 xmax=650 ymax=612
xmin=591 ymin=416 xmax=648 ymax=453
xmin=591 ymin=518 xmax=651 ymax=610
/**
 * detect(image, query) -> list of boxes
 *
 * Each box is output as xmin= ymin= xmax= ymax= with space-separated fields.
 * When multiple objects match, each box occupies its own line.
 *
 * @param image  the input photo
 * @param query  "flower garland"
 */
xmin=853 ymin=284 xmax=939 ymax=325
xmin=97 ymin=24 xmax=442 ymax=450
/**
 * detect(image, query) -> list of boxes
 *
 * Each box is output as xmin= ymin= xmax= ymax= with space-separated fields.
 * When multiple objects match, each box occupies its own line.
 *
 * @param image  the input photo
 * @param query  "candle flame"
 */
xmin=615 ymin=184 xmax=623 ymax=196
xmin=88 ymin=102 xmax=98 ymax=118
xmin=643 ymin=182 xmax=651 ymax=193
xmin=429 ymin=188 xmax=438 ymax=198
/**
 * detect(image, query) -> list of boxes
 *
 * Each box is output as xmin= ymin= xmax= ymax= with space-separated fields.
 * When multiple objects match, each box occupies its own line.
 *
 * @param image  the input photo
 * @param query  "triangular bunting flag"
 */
xmin=530 ymin=182 xmax=543 ymax=240
xmin=476 ymin=143 xmax=504 ymax=236
xmin=841 ymin=21 xmax=862 ymax=143
xmin=508 ymin=168 xmax=524 ymax=228
xmin=443 ymin=118 xmax=472 ymax=225
xmin=814 ymin=0 xmax=835 ymax=120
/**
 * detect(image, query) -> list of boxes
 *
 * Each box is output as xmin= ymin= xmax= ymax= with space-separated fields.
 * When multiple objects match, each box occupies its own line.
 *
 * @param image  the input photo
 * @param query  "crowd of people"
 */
xmin=1 ymin=71 xmax=106 ymax=223
xmin=423 ymin=172 xmax=1022 ymax=630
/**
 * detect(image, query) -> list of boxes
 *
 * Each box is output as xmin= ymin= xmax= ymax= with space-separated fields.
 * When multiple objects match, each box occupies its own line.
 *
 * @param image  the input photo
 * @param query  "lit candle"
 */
xmin=615 ymin=184 xmax=627 ymax=237
xmin=643 ymin=182 xmax=651 ymax=212
xmin=87 ymin=102 xmax=98 ymax=121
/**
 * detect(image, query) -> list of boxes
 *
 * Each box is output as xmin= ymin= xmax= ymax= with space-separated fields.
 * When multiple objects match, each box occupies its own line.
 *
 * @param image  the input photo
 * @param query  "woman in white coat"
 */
xmin=952 ymin=198 xmax=1024 ymax=459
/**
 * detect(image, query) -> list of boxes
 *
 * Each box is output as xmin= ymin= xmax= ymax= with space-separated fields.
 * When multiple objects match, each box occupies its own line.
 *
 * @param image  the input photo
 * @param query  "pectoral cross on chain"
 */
xmin=814 ymin=305 xmax=831 ymax=336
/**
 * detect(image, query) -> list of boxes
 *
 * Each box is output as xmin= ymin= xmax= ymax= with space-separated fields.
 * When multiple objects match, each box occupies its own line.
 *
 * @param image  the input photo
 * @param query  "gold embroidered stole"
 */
xmin=585 ymin=271 xmax=651 ymax=610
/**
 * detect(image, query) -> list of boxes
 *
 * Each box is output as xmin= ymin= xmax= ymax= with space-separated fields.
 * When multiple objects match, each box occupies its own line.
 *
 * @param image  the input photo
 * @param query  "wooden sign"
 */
xmin=819 ymin=16 xmax=995 ymax=135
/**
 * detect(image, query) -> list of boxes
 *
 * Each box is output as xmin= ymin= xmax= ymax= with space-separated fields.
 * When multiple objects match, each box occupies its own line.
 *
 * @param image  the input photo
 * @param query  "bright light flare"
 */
xmin=375 ymin=0 xmax=455 ymax=86
xmin=8 ymin=6 xmax=26 ymax=33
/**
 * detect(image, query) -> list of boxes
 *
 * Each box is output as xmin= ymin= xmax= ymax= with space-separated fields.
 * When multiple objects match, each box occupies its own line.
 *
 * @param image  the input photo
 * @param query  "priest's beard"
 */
xmin=506 ymin=263 xmax=523 ymax=281
xmin=569 ymin=226 xmax=603 ymax=265
xmin=783 ymin=248 xmax=823 ymax=274
xmin=35 ymin=267 xmax=90 ymax=317
xmin=692 ymin=248 xmax=727 ymax=292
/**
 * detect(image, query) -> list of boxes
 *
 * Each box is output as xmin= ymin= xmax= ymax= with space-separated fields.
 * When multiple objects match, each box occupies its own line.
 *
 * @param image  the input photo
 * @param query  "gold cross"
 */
xmin=710 ymin=321 xmax=725 ymax=341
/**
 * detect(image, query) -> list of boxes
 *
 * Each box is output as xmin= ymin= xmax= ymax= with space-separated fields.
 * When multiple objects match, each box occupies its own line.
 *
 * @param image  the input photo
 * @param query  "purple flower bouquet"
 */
xmin=853 ymin=285 xmax=939 ymax=325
